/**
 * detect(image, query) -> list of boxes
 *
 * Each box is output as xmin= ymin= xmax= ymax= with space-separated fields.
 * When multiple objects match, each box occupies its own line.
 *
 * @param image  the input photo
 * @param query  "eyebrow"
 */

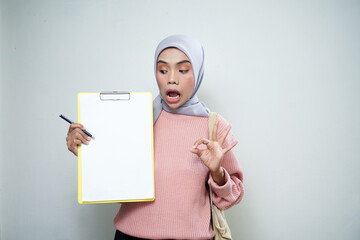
xmin=157 ymin=60 xmax=191 ymax=65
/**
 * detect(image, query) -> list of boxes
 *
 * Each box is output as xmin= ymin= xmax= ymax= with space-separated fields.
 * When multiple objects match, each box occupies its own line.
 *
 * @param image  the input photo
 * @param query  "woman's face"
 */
xmin=156 ymin=48 xmax=195 ymax=110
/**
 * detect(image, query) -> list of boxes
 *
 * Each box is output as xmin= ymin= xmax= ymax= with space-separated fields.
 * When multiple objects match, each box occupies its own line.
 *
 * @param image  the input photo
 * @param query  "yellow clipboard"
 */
xmin=77 ymin=91 xmax=155 ymax=204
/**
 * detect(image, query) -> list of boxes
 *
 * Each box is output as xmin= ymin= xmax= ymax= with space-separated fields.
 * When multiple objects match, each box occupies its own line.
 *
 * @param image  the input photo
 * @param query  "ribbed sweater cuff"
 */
xmin=208 ymin=169 xmax=232 ymax=198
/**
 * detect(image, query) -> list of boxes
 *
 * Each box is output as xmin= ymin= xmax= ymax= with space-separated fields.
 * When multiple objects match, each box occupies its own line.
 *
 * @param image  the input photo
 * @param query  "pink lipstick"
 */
xmin=166 ymin=89 xmax=181 ymax=103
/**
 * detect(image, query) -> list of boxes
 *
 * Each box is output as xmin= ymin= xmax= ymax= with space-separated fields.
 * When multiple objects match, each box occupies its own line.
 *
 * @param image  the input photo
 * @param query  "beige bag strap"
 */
xmin=208 ymin=112 xmax=233 ymax=240
xmin=208 ymin=112 xmax=217 ymax=141
xmin=208 ymin=112 xmax=217 ymax=203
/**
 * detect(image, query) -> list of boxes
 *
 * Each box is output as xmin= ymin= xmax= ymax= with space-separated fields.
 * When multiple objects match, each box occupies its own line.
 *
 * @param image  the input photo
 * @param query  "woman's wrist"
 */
xmin=211 ymin=167 xmax=225 ymax=186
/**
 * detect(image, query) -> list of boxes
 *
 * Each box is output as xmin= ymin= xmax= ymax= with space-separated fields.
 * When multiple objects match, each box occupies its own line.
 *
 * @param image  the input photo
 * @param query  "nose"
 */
xmin=168 ymin=71 xmax=179 ymax=85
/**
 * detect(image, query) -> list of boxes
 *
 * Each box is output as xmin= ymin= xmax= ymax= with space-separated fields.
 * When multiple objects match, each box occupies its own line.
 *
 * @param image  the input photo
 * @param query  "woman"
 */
xmin=66 ymin=35 xmax=244 ymax=240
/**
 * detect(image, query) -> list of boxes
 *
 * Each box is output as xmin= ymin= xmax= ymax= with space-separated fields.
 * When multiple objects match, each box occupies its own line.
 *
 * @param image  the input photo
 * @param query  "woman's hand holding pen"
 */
xmin=190 ymin=121 xmax=238 ymax=186
xmin=66 ymin=123 xmax=91 ymax=156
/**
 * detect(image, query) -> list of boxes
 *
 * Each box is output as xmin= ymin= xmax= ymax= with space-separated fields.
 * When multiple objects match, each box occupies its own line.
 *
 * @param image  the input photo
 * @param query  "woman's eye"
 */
xmin=179 ymin=70 xmax=189 ymax=73
xmin=159 ymin=70 xmax=167 ymax=74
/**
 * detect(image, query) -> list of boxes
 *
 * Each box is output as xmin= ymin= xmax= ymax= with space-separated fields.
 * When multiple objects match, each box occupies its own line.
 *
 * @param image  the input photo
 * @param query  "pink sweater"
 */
xmin=113 ymin=110 xmax=244 ymax=239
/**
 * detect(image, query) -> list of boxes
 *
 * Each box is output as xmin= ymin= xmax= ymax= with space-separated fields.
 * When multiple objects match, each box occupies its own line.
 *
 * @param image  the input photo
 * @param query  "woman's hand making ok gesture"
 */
xmin=190 ymin=120 xmax=238 ymax=186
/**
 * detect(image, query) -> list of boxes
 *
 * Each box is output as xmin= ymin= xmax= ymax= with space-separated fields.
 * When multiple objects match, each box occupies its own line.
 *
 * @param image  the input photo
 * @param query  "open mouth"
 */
xmin=166 ymin=89 xmax=181 ymax=103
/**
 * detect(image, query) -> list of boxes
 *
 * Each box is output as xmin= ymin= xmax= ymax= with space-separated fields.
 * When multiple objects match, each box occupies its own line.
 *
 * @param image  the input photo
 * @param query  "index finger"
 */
xmin=192 ymin=137 xmax=211 ymax=149
xmin=68 ymin=123 xmax=85 ymax=134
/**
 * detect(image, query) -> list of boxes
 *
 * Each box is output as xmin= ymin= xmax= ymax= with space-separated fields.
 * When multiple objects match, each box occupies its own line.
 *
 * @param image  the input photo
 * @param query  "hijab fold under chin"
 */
xmin=153 ymin=35 xmax=210 ymax=124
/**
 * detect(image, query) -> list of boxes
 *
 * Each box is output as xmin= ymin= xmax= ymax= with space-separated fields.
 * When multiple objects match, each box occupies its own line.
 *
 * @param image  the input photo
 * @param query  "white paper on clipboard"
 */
xmin=77 ymin=91 xmax=154 ymax=204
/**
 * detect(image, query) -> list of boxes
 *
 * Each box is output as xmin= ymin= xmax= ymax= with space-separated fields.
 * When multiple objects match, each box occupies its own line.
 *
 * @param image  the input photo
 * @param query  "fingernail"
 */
xmin=87 ymin=137 xmax=91 ymax=141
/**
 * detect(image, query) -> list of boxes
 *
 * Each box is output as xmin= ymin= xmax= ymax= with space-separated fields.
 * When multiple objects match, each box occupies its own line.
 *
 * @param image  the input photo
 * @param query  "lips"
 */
xmin=166 ymin=89 xmax=181 ymax=103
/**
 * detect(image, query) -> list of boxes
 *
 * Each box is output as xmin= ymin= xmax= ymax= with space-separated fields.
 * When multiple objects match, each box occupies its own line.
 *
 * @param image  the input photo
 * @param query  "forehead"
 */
xmin=157 ymin=47 xmax=190 ymax=62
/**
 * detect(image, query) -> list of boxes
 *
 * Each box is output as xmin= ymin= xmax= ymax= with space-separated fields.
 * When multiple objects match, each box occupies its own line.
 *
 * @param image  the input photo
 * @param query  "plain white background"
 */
xmin=1 ymin=0 xmax=359 ymax=239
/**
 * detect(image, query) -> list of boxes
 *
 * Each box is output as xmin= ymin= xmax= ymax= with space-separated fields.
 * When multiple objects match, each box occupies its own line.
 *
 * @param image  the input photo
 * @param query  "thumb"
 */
xmin=190 ymin=147 xmax=201 ymax=156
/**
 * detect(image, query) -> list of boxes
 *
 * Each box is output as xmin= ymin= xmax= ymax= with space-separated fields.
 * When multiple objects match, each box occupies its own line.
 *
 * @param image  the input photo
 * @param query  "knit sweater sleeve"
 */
xmin=207 ymin=114 xmax=244 ymax=210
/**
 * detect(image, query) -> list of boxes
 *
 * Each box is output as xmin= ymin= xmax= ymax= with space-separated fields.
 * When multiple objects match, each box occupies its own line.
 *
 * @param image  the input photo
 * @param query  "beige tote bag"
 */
xmin=208 ymin=112 xmax=232 ymax=240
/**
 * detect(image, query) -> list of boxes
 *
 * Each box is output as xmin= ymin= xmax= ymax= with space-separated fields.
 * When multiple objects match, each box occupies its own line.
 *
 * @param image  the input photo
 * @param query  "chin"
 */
xmin=166 ymin=103 xmax=181 ymax=110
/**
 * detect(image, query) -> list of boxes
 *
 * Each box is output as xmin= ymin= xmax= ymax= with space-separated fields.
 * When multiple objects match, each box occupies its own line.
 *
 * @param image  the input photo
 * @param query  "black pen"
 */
xmin=59 ymin=114 xmax=95 ymax=139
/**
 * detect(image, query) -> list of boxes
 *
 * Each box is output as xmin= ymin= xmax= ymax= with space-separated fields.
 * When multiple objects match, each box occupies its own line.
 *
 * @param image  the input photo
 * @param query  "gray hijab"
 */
xmin=153 ymin=35 xmax=210 ymax=123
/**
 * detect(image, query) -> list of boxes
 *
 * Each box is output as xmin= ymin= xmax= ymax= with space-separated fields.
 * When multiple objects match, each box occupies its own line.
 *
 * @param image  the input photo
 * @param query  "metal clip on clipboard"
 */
xmin=99 ymin=91 xmax=131 ymax=101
